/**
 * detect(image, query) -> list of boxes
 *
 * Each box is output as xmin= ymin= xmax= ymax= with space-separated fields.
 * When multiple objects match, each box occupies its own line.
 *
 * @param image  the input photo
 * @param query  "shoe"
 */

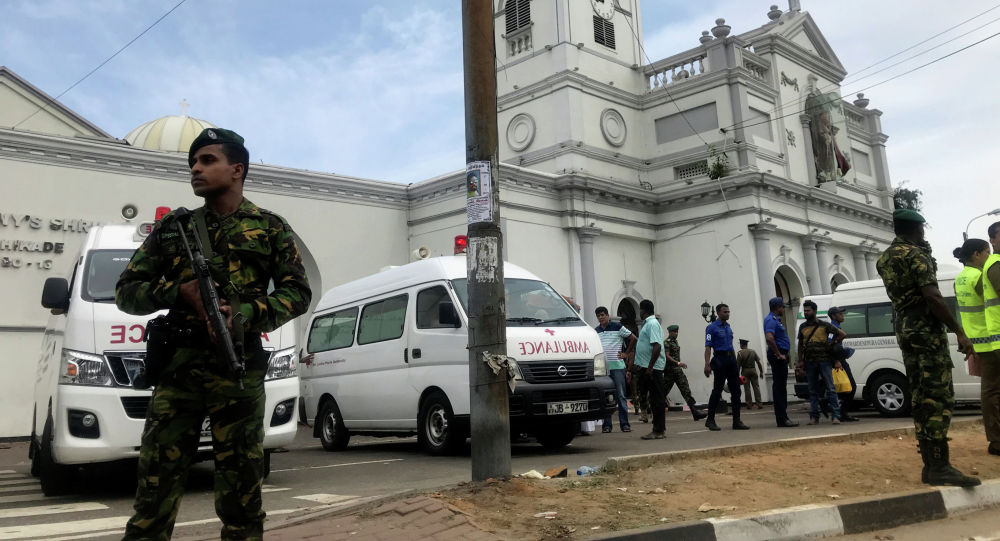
xmin=807 ymin=418 xmax=819 ymax=425
xmin=832 ymin=418 xmax=841 ymax=425
xmin=988 ymin=442 xmax=1000 ymax=456
xmin=925 ymin=439 xmax=981 ymax=487
xmin=639 ymin=414 xmax=649 ymax=423
xmin=732 ymin=420 xmax=750 ymax=430
xmin=641 ymin=431 xmax=665 ymax=440
xmin=602 ymin=426 xmax=613 ymax=434
xmin=622 ymin=426 xmax=631 ymax=433
xmin=841 ymin=415 xmax=860 ymax=422
xmin=692 ymin=409 xmax=708 ymax=422
xmin=756 ymin=404 xmax=763 ymax=410
xmin=777 ymin=419 xmax=799 ymax=428
xmin=705 ymin=418 xmax=721 ymax=431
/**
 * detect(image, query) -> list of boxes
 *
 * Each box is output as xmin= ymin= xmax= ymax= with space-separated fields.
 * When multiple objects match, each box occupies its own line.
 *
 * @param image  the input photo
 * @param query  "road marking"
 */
xmin=676 ymin=430 xmax=709 ymax=435
xmin=0 ymin=473 xmax=26 ymax=480
xmin=0 ymin=502 xmax=107 ymax=519
xmin=0 ymin=492 xmax=55 ymax=504
xmin=262 ymin=485 xmax=291 ymax=493
xmin=0 ymin=479 xmax=40 ymax=487
xmin=0 ymin=470 xmax=14 ymax=475
xmin=293 ymin=493 xmax=359 ymax=505
xmin=0 ymin=516 xmax=131 ymax=539
xmin=0 ymin=485 xmax=43 ymax=494
xmin=271 ymin=458 xmax=403 ymax=473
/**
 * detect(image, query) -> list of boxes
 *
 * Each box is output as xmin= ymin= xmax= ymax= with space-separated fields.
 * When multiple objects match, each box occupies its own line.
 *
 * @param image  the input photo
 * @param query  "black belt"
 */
xmin=169 ymin=325 xmax=263 ymax=353
xmin=716 ymin=350 xmax=735 ymax=357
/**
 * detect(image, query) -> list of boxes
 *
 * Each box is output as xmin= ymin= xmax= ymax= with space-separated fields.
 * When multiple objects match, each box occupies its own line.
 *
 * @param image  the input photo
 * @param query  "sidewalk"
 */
xmin=257 ymin=417 xmax=996 ymax=541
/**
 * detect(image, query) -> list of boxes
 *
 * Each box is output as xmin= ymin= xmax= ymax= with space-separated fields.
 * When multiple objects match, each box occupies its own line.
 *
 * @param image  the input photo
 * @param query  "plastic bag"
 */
xmin=832 ymin=368 xmax=852 ymax=393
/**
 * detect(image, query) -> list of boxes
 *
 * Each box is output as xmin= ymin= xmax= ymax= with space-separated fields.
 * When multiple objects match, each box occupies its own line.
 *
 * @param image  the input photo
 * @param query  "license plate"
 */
xmin=547 ymin=401 xmax=588 ymax=415
xmin=200 ymin=417 xmax=211 ymax=439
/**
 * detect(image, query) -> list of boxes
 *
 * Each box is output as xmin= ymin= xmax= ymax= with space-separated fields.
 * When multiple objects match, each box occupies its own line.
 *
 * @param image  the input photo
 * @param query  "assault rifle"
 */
xmin=174 ymin=207 xmax=245 ymax=389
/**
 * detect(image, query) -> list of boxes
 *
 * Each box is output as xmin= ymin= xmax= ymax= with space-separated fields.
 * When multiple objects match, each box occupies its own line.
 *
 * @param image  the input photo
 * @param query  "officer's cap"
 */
xmin=768 ymin=297 xmax=785 ymax=309
xmin=739 ymin=338 xmax=749 ymax=344
xmin=827 ymin=306 xmax=844 ymax=316
xmin=188 ymin=128 xmax=245 ymax=163
xmin=892 ymin=209 xmax=926 ymax=224
xmin=667 ymin=325 xmax=679 ymax=332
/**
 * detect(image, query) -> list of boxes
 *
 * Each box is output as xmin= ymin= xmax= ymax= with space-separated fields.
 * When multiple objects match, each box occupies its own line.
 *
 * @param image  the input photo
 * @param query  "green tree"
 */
xmin=892 ymin=182 xmax=923 ymax=211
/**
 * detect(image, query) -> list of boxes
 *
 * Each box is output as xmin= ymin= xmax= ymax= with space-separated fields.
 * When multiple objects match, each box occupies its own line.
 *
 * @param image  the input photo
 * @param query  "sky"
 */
xmin=2 ymin=0 xmax=998 ymax=259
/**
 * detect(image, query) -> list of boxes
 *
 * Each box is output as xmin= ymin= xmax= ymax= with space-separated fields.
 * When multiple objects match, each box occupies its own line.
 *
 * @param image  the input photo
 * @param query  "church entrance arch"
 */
xmin=616 ymin=298 xmax=639 ymax=334
xmin=773 ymin=265 xmax=804 ymax=329
xmin=831 ymin=273 xmax=849 ymax=292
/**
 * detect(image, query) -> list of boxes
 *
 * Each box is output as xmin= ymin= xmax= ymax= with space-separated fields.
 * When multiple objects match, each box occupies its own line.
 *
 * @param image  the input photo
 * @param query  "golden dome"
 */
xmin=125 ymin=115 xmax=216 ymax=153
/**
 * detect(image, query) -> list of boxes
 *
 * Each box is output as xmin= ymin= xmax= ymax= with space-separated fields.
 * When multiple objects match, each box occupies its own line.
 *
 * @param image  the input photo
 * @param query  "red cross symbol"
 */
xmin=544 ymin=329 xmax=555 ymax=335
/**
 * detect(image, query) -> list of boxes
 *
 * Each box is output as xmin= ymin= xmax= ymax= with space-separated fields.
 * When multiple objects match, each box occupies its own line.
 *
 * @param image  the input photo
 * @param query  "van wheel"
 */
xmin=535 ymin=422 xmax=577 ymax=450
xmin=871 ymin=372 xmax=910 ymax=417
xmin=318 ymin=400 xmax=350 ymax=451
xmin=418 ymin=391 xmax=464 ymax=455
xmin=37 ymin=417 xmax=73 ymax=496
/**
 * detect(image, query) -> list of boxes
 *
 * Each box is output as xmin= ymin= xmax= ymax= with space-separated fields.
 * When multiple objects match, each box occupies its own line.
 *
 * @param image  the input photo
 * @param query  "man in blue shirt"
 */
xmin=764 ymin=297 xmax=799 ymax=428
xmin=703 ymin=304 xmax=749 ymax=431
xmin=635 ymin=299 xmax=667 ymax=440
xmin=595 ymin=306 xmax=638 ymax=432
xmin=828 ymin=306 xmax=859 ymax=422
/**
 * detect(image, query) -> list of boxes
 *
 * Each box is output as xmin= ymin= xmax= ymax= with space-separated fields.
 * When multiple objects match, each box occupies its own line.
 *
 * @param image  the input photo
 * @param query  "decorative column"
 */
xmin=864 ymin=248 xmax=880 ymax=280
xmin=749 ymin=223 xmax=778 ymax=314
xmin=815 ymin=238 xmax=832 ymax=294
xmin=800 ymin=236 xmax=821 ymax=296
xmin=800 ymin=115 xmax=817 ymax=185
xmin=851 ymin=247 xmax=869 ymax=281
xmin=576 ymin=227 xmax=602 ymax=325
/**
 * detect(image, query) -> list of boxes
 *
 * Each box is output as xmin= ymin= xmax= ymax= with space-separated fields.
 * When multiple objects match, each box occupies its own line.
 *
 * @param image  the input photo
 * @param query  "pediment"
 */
xmin=0 ymin=66 xmax=111 ymax=139
xmin=777 ymin=13 xmax=846 ymax=74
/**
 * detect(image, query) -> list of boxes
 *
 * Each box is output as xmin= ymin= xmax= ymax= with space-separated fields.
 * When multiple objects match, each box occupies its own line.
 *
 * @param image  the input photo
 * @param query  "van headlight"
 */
xmin=265 ymin=347 xmax=297 ymax=381
xmin=60 ymin=349 xmax=114 ymax=386
xmin=593 ymin=352 xmax=607 ymax=376
xmin=506 ymin=357 xmax=524 ymax=380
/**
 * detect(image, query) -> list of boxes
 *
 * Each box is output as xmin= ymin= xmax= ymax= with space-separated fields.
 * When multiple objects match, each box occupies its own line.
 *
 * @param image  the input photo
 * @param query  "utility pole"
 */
xmin=462 ymin=0 xmax=510 ymax=481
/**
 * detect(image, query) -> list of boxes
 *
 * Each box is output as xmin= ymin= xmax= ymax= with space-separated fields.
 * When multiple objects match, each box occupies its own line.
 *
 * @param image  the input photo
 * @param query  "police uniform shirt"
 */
xmin=763 ymin=312 xmax=791 ymax=350
xmin=705 ymin=319 xmax=735 ymax=353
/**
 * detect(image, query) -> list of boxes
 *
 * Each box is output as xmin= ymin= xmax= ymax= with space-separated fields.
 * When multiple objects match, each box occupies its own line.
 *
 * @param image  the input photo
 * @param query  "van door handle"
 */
xmin=404 ymin=348 xmax=409 ymax=363
xmin=413 ymin=348 xmax=422 ymax=359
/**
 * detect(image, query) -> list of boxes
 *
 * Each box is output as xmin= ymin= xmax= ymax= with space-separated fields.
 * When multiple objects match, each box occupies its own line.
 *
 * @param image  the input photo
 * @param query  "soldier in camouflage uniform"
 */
xmin=876 ymin=209 xmax=978 ymax=487
xmin=116 ymin=128 xmax=312 ymax=539
xmin=662 ymin=325 xmax=708 ymax=421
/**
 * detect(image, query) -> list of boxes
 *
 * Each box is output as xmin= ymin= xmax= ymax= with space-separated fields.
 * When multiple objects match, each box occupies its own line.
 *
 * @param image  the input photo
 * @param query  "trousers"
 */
xmin=708 ymin=352 xmax=741 ymax=417
xmin=767 ymin=349 xmax=790 ymax=422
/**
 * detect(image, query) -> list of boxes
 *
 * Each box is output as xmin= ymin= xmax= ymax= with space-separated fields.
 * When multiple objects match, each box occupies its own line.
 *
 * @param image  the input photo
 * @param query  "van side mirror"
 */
xmin=439 ymin=302 xmax=461 ymax=328
xmin=41 ymin=277 xmax=70 ymax=314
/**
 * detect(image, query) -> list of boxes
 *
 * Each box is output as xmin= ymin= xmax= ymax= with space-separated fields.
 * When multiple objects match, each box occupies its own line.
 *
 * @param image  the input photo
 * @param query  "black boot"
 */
xmin=689 ymin=401 xmax=707 ymax=421
xmin=925 ymin=439 xmax=981 ymax=487
xmin=732 ymin=409 xmax=749 ymax=430
xmin=705 ymin=415 xmax=721 ymax=431
xmin=918 ymin=440 xmax=929 ymax=484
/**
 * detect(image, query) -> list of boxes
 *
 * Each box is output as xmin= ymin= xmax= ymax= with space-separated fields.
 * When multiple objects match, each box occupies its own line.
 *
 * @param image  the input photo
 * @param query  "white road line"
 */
xmin=0 ymin=479 xmax=39 ymax=487
xmin=293 ymin=493 xmax=358 ymax=505
xmin=0 ymin=471 xmax=14 ymax=475
xmin=675 ymin=430 xmax=709 ymax=435
xmin=0 ymin=474 xmax=26 ymax=480
xmin=43 ymin=530 xmax=124 ymax=541
xmin=0 ymin=502 xmax=107 ymax=519
xmin=0 ymin=485 xmax=42 ymax=494
xmin=261 ymin=485 xmax=291 ymax=493
xmin=271 ymin=458 xmax=403 ymax=473
xmin=0 ymin=516 xmax=131 ymax=540
xmin=0 ymin=492 xmax=55 ymax=504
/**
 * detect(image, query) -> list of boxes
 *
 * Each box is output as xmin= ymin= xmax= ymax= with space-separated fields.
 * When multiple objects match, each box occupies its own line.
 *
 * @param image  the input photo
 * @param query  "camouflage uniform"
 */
xmin=876 ymin=236 xmax=953 ymax=441
xmin=662 ymin=338 xmax=700 ymax=409
xmin=116 ymin=198 xmax=311 ymax=540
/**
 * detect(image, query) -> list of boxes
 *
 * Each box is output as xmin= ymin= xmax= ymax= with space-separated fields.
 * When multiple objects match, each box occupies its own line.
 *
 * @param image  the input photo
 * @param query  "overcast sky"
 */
xmin=2 ymin=0 xmax=998 ymax=259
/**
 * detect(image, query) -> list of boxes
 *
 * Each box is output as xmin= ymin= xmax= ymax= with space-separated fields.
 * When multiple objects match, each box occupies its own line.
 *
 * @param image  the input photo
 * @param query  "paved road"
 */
xmin=829 ymin=505 xmax=1000 ymax=541
xmin=0 ymin=404 xmax=980 ymax=540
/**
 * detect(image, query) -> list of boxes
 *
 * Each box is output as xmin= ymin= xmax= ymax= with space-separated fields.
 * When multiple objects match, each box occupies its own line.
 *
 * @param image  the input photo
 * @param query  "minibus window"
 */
xmin=867 ymin=303 xmax=895 ymax=336
xmin=81 ymin=249 xmax=135 ymax=302
xmin=417 ymin=286 xmax=460 ymax=329
xmin=307 ymin=307 xmax=359 ymax=352
xmin=358 ymin=295 xmax=408 ymax=345
xmin=451 ymin=278 xmax=584 ymax=327
xmin=839 ymin=306 xmax=867 ymax=336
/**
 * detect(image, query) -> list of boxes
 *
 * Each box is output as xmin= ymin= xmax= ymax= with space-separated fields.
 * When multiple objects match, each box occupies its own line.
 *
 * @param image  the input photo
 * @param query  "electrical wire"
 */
xmin=12 ymin=0 xmax=189 ymax=130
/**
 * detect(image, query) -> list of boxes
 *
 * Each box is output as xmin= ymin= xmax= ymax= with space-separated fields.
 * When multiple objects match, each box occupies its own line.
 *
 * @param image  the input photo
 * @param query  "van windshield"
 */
xmin=451 ymin=278 xmax=585 ymax=327
xmin=83 ymin=249 xmax=135 ymax=302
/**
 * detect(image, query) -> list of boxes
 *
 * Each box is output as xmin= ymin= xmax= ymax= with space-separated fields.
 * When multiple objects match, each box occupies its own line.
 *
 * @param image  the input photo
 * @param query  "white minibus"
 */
xmin=31 ymin=222 xmax=299 ymax=495
xmin=300 ymin=256 xmax=616 ymax=454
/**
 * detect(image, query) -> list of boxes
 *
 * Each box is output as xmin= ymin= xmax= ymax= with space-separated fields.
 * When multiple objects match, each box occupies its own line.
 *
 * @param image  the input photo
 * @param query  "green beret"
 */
xmin=667 ymin=325 xmax=679 ymax=332
xmin=892 ymin=209 xmax=925 ymax=224
xmin=188 ymin=128 xmax=245 ymax=163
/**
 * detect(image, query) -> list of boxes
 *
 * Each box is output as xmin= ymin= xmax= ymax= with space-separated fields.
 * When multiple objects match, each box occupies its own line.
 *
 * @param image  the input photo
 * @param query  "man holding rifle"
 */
xmin=116 ymin=128 xmax=311 ymax=540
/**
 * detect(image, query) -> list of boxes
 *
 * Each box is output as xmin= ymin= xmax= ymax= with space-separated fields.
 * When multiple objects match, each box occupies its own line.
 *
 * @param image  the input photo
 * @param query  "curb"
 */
xmin=602 ymin=417 xmax=983 ymax=473
xmin=588 ymin=479 xmax=1000 ymax=541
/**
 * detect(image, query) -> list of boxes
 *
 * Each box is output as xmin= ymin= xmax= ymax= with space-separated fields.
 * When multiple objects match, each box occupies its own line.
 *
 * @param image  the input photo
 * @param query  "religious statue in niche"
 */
xmin=804 ymin=75 xmax=850 ymax=183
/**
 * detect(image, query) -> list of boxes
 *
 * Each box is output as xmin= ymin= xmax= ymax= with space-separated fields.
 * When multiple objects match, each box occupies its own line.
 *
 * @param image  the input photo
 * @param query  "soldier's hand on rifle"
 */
xmin=179 ymin=280 xmax=208 ymax=320
xmin=209 ymin=304 xmax=235 ymax=343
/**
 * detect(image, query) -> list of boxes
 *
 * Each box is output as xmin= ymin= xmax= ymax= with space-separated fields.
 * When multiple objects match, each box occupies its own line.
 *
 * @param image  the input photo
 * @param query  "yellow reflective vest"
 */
xmin=954 ymin=265 xmax=991 ymax=352
xmin=981 ymin=254 xmax=1000 ymax=351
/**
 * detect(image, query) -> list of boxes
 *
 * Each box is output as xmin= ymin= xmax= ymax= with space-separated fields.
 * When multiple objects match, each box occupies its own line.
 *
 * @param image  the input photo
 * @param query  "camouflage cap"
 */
xmin=667 ymin=325 xmax=679 ymax=332
xmin=892 ymin=209 xmax=926 ymax=224
xmin=188 ymin=128 xmax=245 ymax=162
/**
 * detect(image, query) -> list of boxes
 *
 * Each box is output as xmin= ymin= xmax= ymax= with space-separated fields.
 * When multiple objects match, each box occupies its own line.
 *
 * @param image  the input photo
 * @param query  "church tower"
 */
xmin=494 ymin=0 xmax=646 ymax=180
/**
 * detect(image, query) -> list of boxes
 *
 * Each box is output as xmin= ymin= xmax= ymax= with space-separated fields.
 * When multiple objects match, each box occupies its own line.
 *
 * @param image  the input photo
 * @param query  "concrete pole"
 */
xmin=800 ymin=237 xmax=821 ymax=296
xmin=462 ymin=0 xmax=510 ymax=481
xmin=749 ymin=223 xmax=777 ymax=314
xmin=577 ymin=227 xmax=601 ymax=325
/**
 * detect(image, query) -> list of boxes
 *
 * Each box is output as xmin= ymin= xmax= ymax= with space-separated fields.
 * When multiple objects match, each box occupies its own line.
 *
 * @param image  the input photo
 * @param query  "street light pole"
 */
xmin=462 ymin=0 xmax=511 ymax=481
xmin=964 ymin=209 xmax=1000 ymax=241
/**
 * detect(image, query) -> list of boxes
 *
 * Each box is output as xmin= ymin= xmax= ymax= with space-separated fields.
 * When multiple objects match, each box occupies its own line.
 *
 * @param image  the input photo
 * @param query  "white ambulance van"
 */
xmin=794 ymin=271 xmax=978 ymax=417
xmin=300 ymin=256 xmax=616 ymax=455
xmin=30 ymin=221 xmax=300 ymax=495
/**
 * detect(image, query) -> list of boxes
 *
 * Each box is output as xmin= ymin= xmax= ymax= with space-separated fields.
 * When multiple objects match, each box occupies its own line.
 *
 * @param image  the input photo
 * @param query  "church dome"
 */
xmin=125 ymin=115 xmax=216 ymax=153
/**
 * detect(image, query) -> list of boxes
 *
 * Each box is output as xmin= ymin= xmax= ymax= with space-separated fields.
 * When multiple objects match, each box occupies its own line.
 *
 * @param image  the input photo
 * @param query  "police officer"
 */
xmin=764 ymin=297 xmax=798 ymax=427
xmin=116 ymin=128 xmax=313 ymax=539
xmin=737 ymin=339 xmax=764 ymax=409
xmin=876 ymin=209 xmax=978 ymax=486
xmin=703 ymin=304 xmax=749 ymax=431
xmin=662 ymin=325 xmax=708 ymax=421
xmin=977 ymin=225 xmax=1000 ymax=456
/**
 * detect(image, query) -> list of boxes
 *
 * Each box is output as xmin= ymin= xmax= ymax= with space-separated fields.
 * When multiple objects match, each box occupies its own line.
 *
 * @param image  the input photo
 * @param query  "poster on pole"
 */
xmin=466 ymin=161 xmax=493 ymax=224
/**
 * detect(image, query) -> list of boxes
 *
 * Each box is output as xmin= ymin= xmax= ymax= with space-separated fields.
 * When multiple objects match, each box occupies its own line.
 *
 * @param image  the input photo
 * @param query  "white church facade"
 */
xmin=0 ymin=1 xmax=895 ymax=437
